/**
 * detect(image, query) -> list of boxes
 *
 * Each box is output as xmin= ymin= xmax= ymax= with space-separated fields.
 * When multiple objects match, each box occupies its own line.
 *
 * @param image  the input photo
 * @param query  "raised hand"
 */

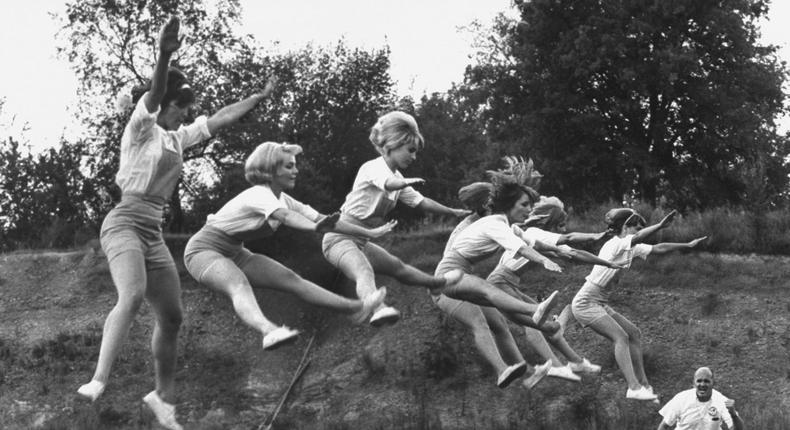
xmin=315 ymin=212 xmax=341 ymax=233
xmin=368 ymin=220 xmax=398 ymax=238
xmin=159 ymin=16 xmax=182 ymax=55
xmin=260 ymin=76 xmax=278 ymax=99
xmin=688 ymin=236 xmax=708 ymax=248
xmin=658 ymin=209 xmax=678 ymax=228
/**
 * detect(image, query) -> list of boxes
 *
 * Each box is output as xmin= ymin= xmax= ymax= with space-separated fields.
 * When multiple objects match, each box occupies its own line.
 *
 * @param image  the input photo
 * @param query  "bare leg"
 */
xmin=365 ymin=242 xmax=446 ymax=292
xmin=481 ymin=306 xmax=524 ymax=365
xmin=587 ymin=315 xmax=641 ymax=390
xmin=197 ymin=256 xmax=281 ymax=335
xmin=444 ymin=274 xmax=548 ymax=326
xmin=241 ymin=254 xmax=363 ymax=314
xmin=91 ymin=249 xmax=147 ymax=384
xmin=329 ymin=241 xmax=379 ymax=300
xmin=144 ymin=265 xmax=183 ymax=402
xmin=436 ymin=297 xmax=509 ymax=375
xmin=610 ymin=312 xmax=649 ymax=386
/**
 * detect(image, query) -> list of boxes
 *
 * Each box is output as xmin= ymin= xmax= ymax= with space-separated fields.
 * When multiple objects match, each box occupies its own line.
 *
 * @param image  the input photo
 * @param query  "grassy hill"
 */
xmin=1 ymin=228 xmax=789 ymax=429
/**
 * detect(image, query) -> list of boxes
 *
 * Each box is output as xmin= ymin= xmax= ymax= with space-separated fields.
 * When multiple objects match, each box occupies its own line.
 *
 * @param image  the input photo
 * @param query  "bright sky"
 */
xmin=0 ymin=0 xmax=788 ymax=153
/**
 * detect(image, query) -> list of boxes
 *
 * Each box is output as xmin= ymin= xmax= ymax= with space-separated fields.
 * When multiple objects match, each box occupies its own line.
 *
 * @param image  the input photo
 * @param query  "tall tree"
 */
xmin=464 ymin=0 xmax=790 ymax=208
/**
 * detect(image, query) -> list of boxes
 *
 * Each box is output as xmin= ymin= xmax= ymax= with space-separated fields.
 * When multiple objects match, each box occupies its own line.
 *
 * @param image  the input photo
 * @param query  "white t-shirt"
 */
xmin=116 ymin=93 xmax=211 ymax=200
xmin=339 ymin=157 xmax=425 ymax=225
xmin=447 ymin=214 xmax=534 ymax=263
xmin=659 ymin=388 xmax=733 ymax=429
xmin=584 ymin=234 xmax=652 ymax=287
xmin=498 ymin=226 xmax=571 ymax=272
xmin=206 ymin=185 xmax=320 ymax=240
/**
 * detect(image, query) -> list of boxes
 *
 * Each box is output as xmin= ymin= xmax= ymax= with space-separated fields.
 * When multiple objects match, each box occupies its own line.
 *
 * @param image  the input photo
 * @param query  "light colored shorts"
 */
xmin=321 ymin=214 xmax=372 ymax=267
xmin=183 ymin=226 xmax=255 ymax=283
xmin=571 ymin=281 xmax=615 ymax=327
xmin=433 ymin=249 xmax=473 ymax=298
xmin=100 ymin=195 xmax=174 ymax=271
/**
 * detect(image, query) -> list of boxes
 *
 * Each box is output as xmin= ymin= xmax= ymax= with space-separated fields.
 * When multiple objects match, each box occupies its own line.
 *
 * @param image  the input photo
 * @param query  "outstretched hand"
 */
xmin=542 ymin=259 xmax=562 ymax=273
xmin=368 ymin=220 xmax=398 ymax=238
xmin=658 ymin=209 xmax=678 ymax=228
xmin=315 ymin=212 xmax=341 ymax=233
xmin=403 ymin=177 xmax=425 ymax=187
xmin=259 ymin=76 xmax=278 ymax=99
xmin=452 ymin=208 xmax=472 ymax=217
xmin=159 ymin=16 xmax=183 ymax=55
xmin=688 ymin=236 xmax=708 ymax=248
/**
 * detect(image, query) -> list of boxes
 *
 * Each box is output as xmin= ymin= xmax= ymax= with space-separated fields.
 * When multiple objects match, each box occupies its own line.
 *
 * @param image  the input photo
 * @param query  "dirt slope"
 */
xmin=1 ymin=231 xmax=789 ymax=429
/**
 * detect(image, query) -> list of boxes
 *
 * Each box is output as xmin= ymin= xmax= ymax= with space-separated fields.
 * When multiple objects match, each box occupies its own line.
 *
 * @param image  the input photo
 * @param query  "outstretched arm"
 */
xmin=416 ymin=197 xmax=471 ymax=218
xmin=535 ymin=241 xmax=623 ymax=269
xmin=206 ymin=78 xmax=277 ymax=135
xmin=144 ymin=16 xmax=181 ymax=113
xmin=385 ymin=177 xmax=424 ymax=191
xmin=632 ymin=210 xmax=677 ymax=245
xmin=516 ymin=244 xmax=562 ymax=273
xmin=556 ymin=231 xmax=609 ymax=246
xmin=650 ymin=236 xmax=707 ymax=255
xmin=331 ymin=218 xmax=398 ymax=239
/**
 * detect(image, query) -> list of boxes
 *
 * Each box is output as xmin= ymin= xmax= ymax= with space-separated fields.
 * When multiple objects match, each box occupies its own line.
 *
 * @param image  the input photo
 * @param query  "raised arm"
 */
xmin=534 ymin=241 xmax=623 ymax=269
xmin=144 ymin=16 xmax=181 ymax=113
xmin=206 ymin=78 xmax=277 ymax=135
xmin=650 ymin=236 xmax=707 ymax=255
xmin=632 ymin=210 xmax=677 ymax=245
xmin=416 ymin=197 xmax=471 ymax=218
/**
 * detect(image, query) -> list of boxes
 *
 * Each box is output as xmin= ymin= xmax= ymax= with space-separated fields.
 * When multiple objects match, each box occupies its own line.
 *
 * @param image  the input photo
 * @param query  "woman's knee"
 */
xmin=116 ymin=289 xmax=145 ymax=312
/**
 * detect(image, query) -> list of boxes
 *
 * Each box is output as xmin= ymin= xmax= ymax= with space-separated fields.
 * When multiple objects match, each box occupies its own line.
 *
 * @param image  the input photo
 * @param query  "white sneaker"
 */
xmin=497 ymin=361 xmax=527 ymax=388
xmin=522 ymin=359 xmax=552 ymax=390
xmin=568 ymin=358 xmax=602 ymax=374
xmin=625 ymin=386 xmax=658 ymax=401
xmin=262 ymin=326 xmax=301 ymax=350
xmin=143 ymin=390 xmax=183 ymax=430
xmin=77 ymin=380 xmax=105 ymax=402
xmin=532 ymin=290 xmax=559 ymax=326
xmin=547 ymin=364 xmax=582 ymax=382
xmin=350 ymin=288 xmax=388 ymax=324
xmin=370 ymin=305 xmax=401 ymax=327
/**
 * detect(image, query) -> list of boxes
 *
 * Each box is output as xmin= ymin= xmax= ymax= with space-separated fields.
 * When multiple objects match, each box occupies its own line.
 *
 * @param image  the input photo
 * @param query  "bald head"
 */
xmin=693 ymin=367 xmax=714 ymax=401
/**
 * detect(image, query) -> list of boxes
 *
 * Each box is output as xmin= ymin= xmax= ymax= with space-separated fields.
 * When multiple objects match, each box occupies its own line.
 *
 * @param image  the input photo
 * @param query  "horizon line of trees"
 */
xmin=1 ymin=0 xmax=788 ymax=251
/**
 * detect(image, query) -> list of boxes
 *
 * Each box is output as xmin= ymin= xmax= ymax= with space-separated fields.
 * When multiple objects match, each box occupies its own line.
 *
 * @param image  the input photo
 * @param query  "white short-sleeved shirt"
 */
xmin=339 ymin=157 xmax=425 ymax=226
xmin=116 ymin=93 xmax=211 ymax=200
xmin=584 ymin=234 xmax=652 ymax=287
xmin=659 ymin=388 xmax=733 ymax=430
xmin=206 ymin=185 xmax=320 ymax=241
xmin=498 ymin=226 xmax=571 ymax=272
xmin=447 ymin=214 xmax=534 ymax=263
xmin=443 ymin=214 xmax=480 ymax=256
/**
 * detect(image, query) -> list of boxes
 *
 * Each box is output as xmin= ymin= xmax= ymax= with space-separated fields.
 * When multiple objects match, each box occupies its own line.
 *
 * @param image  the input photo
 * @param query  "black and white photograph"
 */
xmin=0 ymin=0 xmax=787 ymax=428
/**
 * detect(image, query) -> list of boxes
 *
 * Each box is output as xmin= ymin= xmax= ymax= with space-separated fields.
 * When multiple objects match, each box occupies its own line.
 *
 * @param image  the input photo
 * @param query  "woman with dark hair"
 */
xmin=183 ymin=142 xmax=393 ymax=351
xmin=434 ymin=180 xmax=565 ymax=340
xmin=76 ymin=16 xmax=279 ymax=430
xmin=571 ymin=208 xmax=706 ymax=401
xmin=487 ymin=196 xmax=621 ymax=382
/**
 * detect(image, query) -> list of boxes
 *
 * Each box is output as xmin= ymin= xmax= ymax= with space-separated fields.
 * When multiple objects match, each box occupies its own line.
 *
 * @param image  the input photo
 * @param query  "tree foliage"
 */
xmin=464 ymin=0 xmax=790 ymax=209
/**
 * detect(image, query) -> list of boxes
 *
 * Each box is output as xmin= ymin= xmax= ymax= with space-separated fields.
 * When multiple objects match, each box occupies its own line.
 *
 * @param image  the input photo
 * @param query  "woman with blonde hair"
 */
xmin=183 ymin=141 xmax=393 ymax=351
xmin=322 ymin=111 xmax=470 ymax=326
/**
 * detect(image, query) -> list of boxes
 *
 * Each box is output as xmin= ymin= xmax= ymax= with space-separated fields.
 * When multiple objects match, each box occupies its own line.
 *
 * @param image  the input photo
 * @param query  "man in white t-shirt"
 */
xmin=658 ymin=367 xmax=744 ymax=430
